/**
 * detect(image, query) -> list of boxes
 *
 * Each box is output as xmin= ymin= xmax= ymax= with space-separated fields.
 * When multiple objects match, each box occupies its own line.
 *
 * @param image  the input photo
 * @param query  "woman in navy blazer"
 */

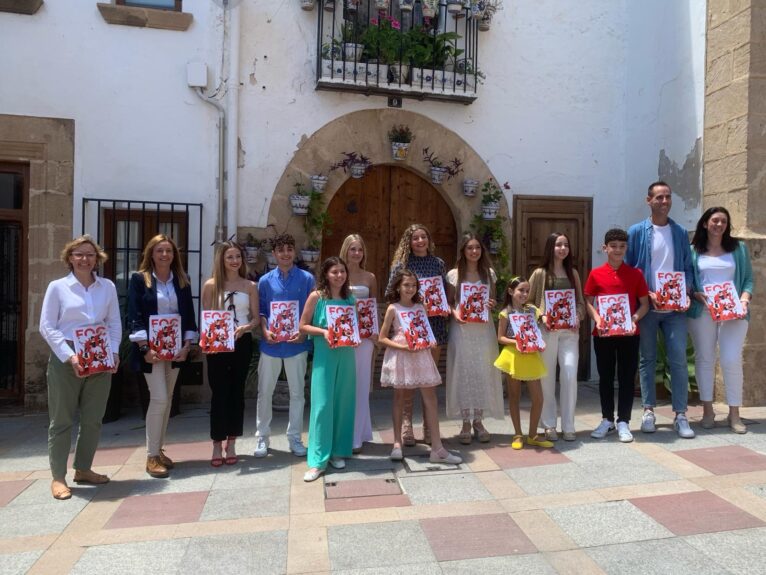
xmin=128 ymin=234 xmax=198 ymax=478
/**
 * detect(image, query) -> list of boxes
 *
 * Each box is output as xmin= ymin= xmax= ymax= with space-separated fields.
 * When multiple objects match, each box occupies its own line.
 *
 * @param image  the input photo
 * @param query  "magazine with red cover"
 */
xmin=459 ymin=283 xmax=489 ymax=323
xmin=398 ymin=306 xmax=437 ymax=350
xmin=356 ymin=298 xmax=379 ymax=339
xmin=596 ymin=294 xmax=634 ymax=336
xmin=326 ymin=304 xmax=361 ymax=348
xmin=654 ymin=271 xmax=688 ymax=311
xmin=199 ymin=310 xmax=236 ymax=353
xmin=268 ymin=300 xmax=300 ymax=342
xmin=704 ymin=281 xmax=744 ymax=321
xmin=508 ymin=312 xmax=546 ymax=353
xmin=544 ymin=289 xmax=577 ymax=330
xmin=419 ymin=276 xmax=450 ymax=317
xmin=73 ymin=323 xmax=115 ymax=375
xmin=148 ymin=314 xmax=182 ymax=360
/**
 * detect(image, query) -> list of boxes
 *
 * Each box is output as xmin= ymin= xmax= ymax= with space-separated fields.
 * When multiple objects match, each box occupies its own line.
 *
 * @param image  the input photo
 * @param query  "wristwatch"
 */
xmin=138 ymin=344 xmax=150 ymax=354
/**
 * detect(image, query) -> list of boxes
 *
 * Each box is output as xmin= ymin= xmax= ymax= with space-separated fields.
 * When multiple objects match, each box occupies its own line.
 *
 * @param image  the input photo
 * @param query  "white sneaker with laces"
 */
xmin=674 ymin=414 xmax=695 ymax=439
xmin=641 ymin=410 xmax=656 ymax=433
xmin=329 ymin=457 xmax=345 ymax=469
xmin=303 ymin=468 xmax=324 ymax=482
xmin=616 ymin=421 xmax=633 ymax=443
xmin=289 ymin=437 xmax=308 ymax=457
xmin=590 ymin=419 xmax=615 ymax=439
xmin=254 ymin=436 xmax=269 ymax=458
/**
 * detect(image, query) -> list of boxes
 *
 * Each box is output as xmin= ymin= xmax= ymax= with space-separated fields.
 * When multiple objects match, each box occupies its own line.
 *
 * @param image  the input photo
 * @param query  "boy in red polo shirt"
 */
xmin=585 ymin=229 xmax=650 ymax=443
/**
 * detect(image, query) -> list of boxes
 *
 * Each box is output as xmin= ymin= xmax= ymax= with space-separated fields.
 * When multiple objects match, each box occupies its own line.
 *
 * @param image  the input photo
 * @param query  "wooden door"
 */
xmin=322 ymin=165 xmax=458 ymax=298
xmin=513 ymin=196 xmax=593 ymax=380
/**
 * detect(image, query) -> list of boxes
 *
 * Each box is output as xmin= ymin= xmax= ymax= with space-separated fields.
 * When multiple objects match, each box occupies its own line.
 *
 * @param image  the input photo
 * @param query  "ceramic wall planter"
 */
xmin=430 ymin=166 xmax=448 ymax=184
xmin=489 ymin=238 xmax=501 ymax=254
xmin=345 ymin=0 xmax=361 ymax=11
xmin=479 ymin=13 xmax=492 ymax=31
xmin=365 ymin=61 xmax=389 ymax=85
xmin=301 ymin=248 xmax=321 ymax=263
xmin=411 ymin=68 xmax=476 ymax=93
xmin=322 ymin=59 xmax=367 ymax=82
xmin=244 ymin=246 xmax=259 ymax=264
xmin=323 ymin=0 xmax=335 ymax=10
xmin=266 ymin=252 xmax=277 ymax=267
xmin=446 ymin=0 xmax=463 ymax=13
xmin=482 ymin=201 xmax=500 ymax=220
xmin=388 ymin=62 xmax=410 ymax=84
xmin=421 ymin=0 xmax=438 ymax=18
xmin=343 ymin=42 xmax=365 ymax=63
xmin=400 ymin=0 xmax=414 ymax=11
xmin=310 ymin=175 xmax=328 ymax=192
xmin=290 ymin=194 xmax=311 ymax=215
xmin=350 ymin=162 xmax=368 ymax=179
xmin=374 ymin=0 xmax=390 ymax=10
xmin=391 ymin=142 xmax=410 ymax=161
xmin=463 ymin=179 xmax=479 ymax=197
xmin=300 ymin=0 xmax=316 ymax=10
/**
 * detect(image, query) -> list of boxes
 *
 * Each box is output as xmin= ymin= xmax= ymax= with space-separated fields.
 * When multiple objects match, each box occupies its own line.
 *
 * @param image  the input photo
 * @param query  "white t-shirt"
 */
xmin=651 ymin=224 xmax=675 ymax=277
xmin=697 ymin=253 xmax=735 ymax=287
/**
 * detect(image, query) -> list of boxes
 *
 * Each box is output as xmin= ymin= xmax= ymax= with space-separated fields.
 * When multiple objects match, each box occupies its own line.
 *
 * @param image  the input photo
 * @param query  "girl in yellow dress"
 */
xmin=494 ymin=277 xmax=552 ymax=450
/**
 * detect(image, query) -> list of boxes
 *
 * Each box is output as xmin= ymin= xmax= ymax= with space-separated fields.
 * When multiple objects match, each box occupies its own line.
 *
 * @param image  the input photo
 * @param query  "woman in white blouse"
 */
xmin=127 ymin=234 xmax=198 ymax=478
xmin=39 ymin=235 xmax=121 ymax=500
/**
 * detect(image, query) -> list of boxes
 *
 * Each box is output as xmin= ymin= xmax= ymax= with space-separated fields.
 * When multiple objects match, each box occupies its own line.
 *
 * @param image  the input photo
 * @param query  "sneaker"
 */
xmin=289 ymin=437 xmax=308 ymax=457
xmin=544 ymin=428 xmax=559 ymax=441
xmin=590 ymin=419 xmax=615 ymax=439
xmin=562 ymin=431 xmax=577 ymax=442
xmin=303 ymin=467 xmax=324 ymax=482
xmin=674 ymin=414 xmax=695 ymax=439
xmin=429 ymin=449 xmax=462 ymax=465
xmin=329 ymin=457 xmax=345 ymax=469
xmin=254 ymin=436 xmax=269 ymax=458
xmin=641 ymin=409 xmax=657 ymax=433
xmin=616 ymin=421 xmax=633 ymax=443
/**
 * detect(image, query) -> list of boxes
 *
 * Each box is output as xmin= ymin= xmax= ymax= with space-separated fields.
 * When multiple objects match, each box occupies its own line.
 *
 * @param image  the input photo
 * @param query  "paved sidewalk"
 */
xmin=2 ymin=383 xmax=766 ymax=574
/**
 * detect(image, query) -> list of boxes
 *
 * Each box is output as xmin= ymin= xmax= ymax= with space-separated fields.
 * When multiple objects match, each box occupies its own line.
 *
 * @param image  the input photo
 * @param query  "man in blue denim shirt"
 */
xmin=626 ymin=181 xmax=695 ymax=439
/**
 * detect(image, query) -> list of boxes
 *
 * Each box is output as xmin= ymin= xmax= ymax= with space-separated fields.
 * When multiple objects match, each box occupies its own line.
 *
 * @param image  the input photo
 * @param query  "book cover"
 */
xmin=356 ymin=297 xmax=379 ymax=339
xmin=73 ymin=323 xmax=115 ymax=375
xmin=268 ymin=300 xmax=300 ymax=342
xmin=654 ymin=271 xmax=688 ymax=311
xmin=398 ymin=306 xmax=437 ymax=351
xmin=596 ymin=294 xmax=634 ymax=336
xmin=544 ymin=289 xmax=577 ymax=330
xmin=148 ymin=314 xmax=182 ymax=360
xmin=704 ymin=281 xmax=744 ymax=321
xmin=508 ymin=312 xmax=546 ymax=353
xmin=419 ymin=276 xmax=450 ymax=317
xmin=199 ymin=310 xmax=235 ymax=353
xmin=326 ymin=304 xmax=361 ymax=348
xmin=459 ymin=283 xmax=489 ymax=323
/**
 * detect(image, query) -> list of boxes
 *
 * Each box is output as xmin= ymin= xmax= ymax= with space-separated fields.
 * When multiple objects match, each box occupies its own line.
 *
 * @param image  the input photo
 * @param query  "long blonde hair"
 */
xmin=339 ymin=234 xmax=368 ymax=269
xmin=390 ymin=224 xmax=435 ymax=269
xmin=138 ymin=234 xmax=189 ymax=289
xmin=209 ymin=241 xmax=247 ymax=310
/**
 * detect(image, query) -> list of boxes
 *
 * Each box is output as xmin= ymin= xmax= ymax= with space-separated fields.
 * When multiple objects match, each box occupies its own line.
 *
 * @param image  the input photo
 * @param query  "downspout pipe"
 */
xmin=226 ymin=4 xmax=240 ymax=242
xmin=194 ymin=87 xmax=226 ymax=244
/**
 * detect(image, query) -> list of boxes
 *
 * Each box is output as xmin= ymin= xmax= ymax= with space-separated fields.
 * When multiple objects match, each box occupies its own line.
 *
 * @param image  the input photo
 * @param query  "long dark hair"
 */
xmin=316 ymin=256 xmax=350 ymax=299
xmin=455 ymin=233 xmax=493 ymax=288
xmin=691 ymin=207 xmax=739 ymax=253
xmin=385 ymin=269 xmax=423 ymax=304
xmin=539 ymin=232 xmax=576 ymax=288
xmin=502 ymin=276 xmax=528 ymax=308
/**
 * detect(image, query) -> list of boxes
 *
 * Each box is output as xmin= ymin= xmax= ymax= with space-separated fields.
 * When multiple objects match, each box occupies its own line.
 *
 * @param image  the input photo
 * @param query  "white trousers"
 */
xmin=353 ymin=339 xmax=374 ymax=449
xmin=688 ymin=313 xmax=748 ymax=405
xmin=145 ymin=361 xmax=180 ymax=456
xmin=256 ymin=351 xmax=308 ymax=440
xmin=540 ymin=329 xmax=579 ymax=433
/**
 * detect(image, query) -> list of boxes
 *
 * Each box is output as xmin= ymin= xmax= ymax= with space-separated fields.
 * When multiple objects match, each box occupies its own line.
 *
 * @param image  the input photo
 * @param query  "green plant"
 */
xmin=293 ymin=179 xmax=310 ymax=197
xmin=362 ymin=14 xmax=409 ymax=64
xmin=480 ymin=178 xmax=509 ymax=205
xmin=340 ymin=20 xmax=363 ymax=44
xmin=388 ymin=124 xmax=413 ymax=143
xmin=303 ymin=190 xmax=333 ymax=250
xmin=422 ymin=147 xmax=463 ymax=178
xmin=408 ymin=27 xmax=463 ymax=69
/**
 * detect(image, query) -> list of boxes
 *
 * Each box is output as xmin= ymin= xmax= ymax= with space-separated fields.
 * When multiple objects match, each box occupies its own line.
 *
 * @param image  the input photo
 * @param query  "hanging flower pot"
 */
xmin=244 ymin=246 xmax=259 ymax=264
xmin=301 ymin=248 xmax=321 ymax=263
xmin=482 ymin=201 xmax=500 ymax=220
xmin=323 ymin=0 xmax=335 ymax=10
xmin=350 ymin=162 xmax=367 ymax=179
xmin=266 ymin=251 xmax=277 ymax=267
xmin=471 ymin=0 xmax=486 ymax=18
xmin=290 ymin=193 xmax=311 ymax=215
xmin=345 ymin=0 xmax=361 ymax=11
xmin=446 ymin=0 xmax=463 ymax=13
xmin=300 ymin=0 xmax=316 ymax=10
xmin=310 ymin=175 xmax=328 ymax=193
xmin=489 ymin=238 xmax=501 ymax=255
xmin=479 ymin=12 xmax=492 ymax=31
xmin=463 ymin=178 xmax=479 ymax=197
xmin=388 ymin=62 xmax=410 ymax=84
xmin=374 ymin=0 xmax=390 ymax=10
xmin=430 ymin=166 xmax=448 ymax=185
xmin=400 ymin=0 xmax=414 ymax=11
xmin=391 ymin=142 xmax=410 ymax=161
xmin=421 ymin=0 xmax=438 ymax=18
xmin=343 ymin=42 xmax=365 ymax=63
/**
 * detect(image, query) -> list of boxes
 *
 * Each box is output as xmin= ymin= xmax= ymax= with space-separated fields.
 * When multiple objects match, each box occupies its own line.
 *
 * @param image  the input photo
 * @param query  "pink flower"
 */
xmin=371 ymin=17 xmax=378 ymax=25
xmin=391 ymin=20 xmax=401 ymax=30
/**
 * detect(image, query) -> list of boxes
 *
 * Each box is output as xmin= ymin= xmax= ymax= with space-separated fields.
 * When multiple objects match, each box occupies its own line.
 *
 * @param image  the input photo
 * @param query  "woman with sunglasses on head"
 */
xmin=201 ymin=241 xmax=259 ymax=466
xmin=128 ymin=234 xmax=198 ymax=478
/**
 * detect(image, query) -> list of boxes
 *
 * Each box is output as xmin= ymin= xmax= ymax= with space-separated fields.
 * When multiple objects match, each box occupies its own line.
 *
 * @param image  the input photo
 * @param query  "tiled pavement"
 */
xmin=3 ymin=383 xmax=766 ymax=574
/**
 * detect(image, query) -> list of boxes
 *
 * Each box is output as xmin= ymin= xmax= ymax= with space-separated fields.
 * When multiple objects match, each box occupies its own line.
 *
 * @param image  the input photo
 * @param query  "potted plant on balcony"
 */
xmin=388 ymin=124 xmax=413 ymax=161
xmin=331 ymin=151 xmax=373 ymax=179
xmin=362 ymin=15 xmax=410 ymax=83
xmin=302 ymin=190 xmax=333 ymax=264
xmin=479 ymin=178 xmax=508 ymax=220
xmin=422 ymin=147 xmax=463 ymax=184
xmin=310 ymin=173 xmax=329 ymax=193
xmin=410 ymin=27 xmax=463 ymax=91
xmin=341 ymin=21 xmax=365 ymax=63
xmin=479 ymin=0 xmax=503 ymax=31
xmin=289 ymin=180 xmax=311 ymax=215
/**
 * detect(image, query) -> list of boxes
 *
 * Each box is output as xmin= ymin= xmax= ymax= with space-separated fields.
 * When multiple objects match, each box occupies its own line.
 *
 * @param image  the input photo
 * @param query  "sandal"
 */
xmin=458 ymin=421 xmax=473 ymax=445
xmin=73 ymin=469 xmax=110 ymax=485
xmin=51 ymin=479 xmax=72 ymax=500
xmin=224 ymin=437 xmax=238 ymax=465
xmin=544 ymin=427 xmax=559 ymax=442
xmin=473 ymin=420 xmax=490 ymax=443
xmin=211 ymin=441 xmax=224 ymax=468
xmin=511 ymin=435 xmax=524 ymax=450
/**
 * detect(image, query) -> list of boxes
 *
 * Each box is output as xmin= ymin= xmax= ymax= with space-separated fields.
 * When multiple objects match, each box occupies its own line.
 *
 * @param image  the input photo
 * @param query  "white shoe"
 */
xmin=616 ymin=421 xmax=633 ymax=443
xmin=429 ymin=449 xmax=462 ymax=465
xmin=590 ymin=419 xmax=615 ymax=439
xmin=674 ymin=414 xmax=695 ymax=439
xmin=640 ymin=410 xmax=656 ymax=433
xmin=289 ymin=437 xmax=307 ymax=457
xmin=329 ymin=457 xmax=345 ymax=469
xmin=390 ymin=447 xmax=403 ymax=461
xmin=254 ymin=436 xmax=269 ymax=458
xmin=303 ymin=467 xmax=324 ymax=482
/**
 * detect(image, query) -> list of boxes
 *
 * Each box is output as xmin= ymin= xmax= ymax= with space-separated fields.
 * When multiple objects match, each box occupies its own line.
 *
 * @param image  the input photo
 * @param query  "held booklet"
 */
xmin=459 ymin=283 xmax=489 ymax=323
xmin=268 ymin=300 xmax=300 ymax=342
xmin=507 ymin=312 xmax=546 ymax=353
xmin=596 ymin=294 xmax=634 ymax=336
xmin=73 ymin=323 xmax=115 ymax=375
xmin=148 ymin=314 xmax=182 ymax=360
xmin=326 ymin=303 xmax=361 ymax=348
xmin=398 ymin=306 xmax=437 ymax=351
xmin=199 ymin=310 xmax=235 ymax=353
xmin=544 ymin=289 xmax=577 ymax=330
xmin=654 ymin=271 xmax=688 ymax=311
xmin=356 ymin=298 xmax=379 ymax=339
xmin=419 ymin=276 xmax=450 ymax=317
xmin=704 ymin=281 xmax=744 ymax=321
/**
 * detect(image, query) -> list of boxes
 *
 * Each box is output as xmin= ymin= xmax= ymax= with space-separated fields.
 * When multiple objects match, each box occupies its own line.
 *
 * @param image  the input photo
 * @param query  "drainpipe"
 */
xmin=226 ymin=3 xmax=240 ymax=241
xmin=194 ymin=87 xmax=226 ymax=244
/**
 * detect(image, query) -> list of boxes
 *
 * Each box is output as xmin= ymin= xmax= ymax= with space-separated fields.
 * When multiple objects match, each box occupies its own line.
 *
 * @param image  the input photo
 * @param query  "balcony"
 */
xmin=315 ymin=0 xmax=483 ymax=104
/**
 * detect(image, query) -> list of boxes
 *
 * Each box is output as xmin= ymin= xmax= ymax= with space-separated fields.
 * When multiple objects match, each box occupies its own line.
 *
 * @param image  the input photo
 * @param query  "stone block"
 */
xmin=708 ymin=0 xmax=734 ymax=30
xmin=706 ymin=80 xmax=749 ymax=128
xmin=705 ymin=124 xmax=728 ymax=161
xmin=707 ymin=53 xmax=733 ymax=95
xmin=703 ymin=152 xmax=748 ymax=193
xmin=733 ymin=44 xmax=751 ymax=79
xmin=727 ymin=115 xmax=750 ymax=155
xmin=707 ymin=8 xmax=752 ymax=62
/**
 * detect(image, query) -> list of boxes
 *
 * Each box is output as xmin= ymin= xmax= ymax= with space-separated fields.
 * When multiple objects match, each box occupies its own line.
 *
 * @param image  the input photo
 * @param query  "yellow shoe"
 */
xmin=527 ymin=435 xmax=554 ymax=448
xmin=511 ymin=435 xmax=524 ymax=450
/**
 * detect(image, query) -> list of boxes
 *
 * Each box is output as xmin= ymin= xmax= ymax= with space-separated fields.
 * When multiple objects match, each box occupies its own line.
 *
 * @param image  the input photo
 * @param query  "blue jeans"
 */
xmin=638 ymin=310 xmax=689 ymax=413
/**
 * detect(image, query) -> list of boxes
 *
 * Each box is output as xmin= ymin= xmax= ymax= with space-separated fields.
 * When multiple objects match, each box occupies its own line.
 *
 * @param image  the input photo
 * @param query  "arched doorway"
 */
xmin=320 ymin=165 xmax=457 ymax=298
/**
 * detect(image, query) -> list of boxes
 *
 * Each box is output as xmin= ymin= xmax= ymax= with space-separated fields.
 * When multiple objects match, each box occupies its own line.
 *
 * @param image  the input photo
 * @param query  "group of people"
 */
xmin=38 ymin=180 xmax=753 ymax=497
